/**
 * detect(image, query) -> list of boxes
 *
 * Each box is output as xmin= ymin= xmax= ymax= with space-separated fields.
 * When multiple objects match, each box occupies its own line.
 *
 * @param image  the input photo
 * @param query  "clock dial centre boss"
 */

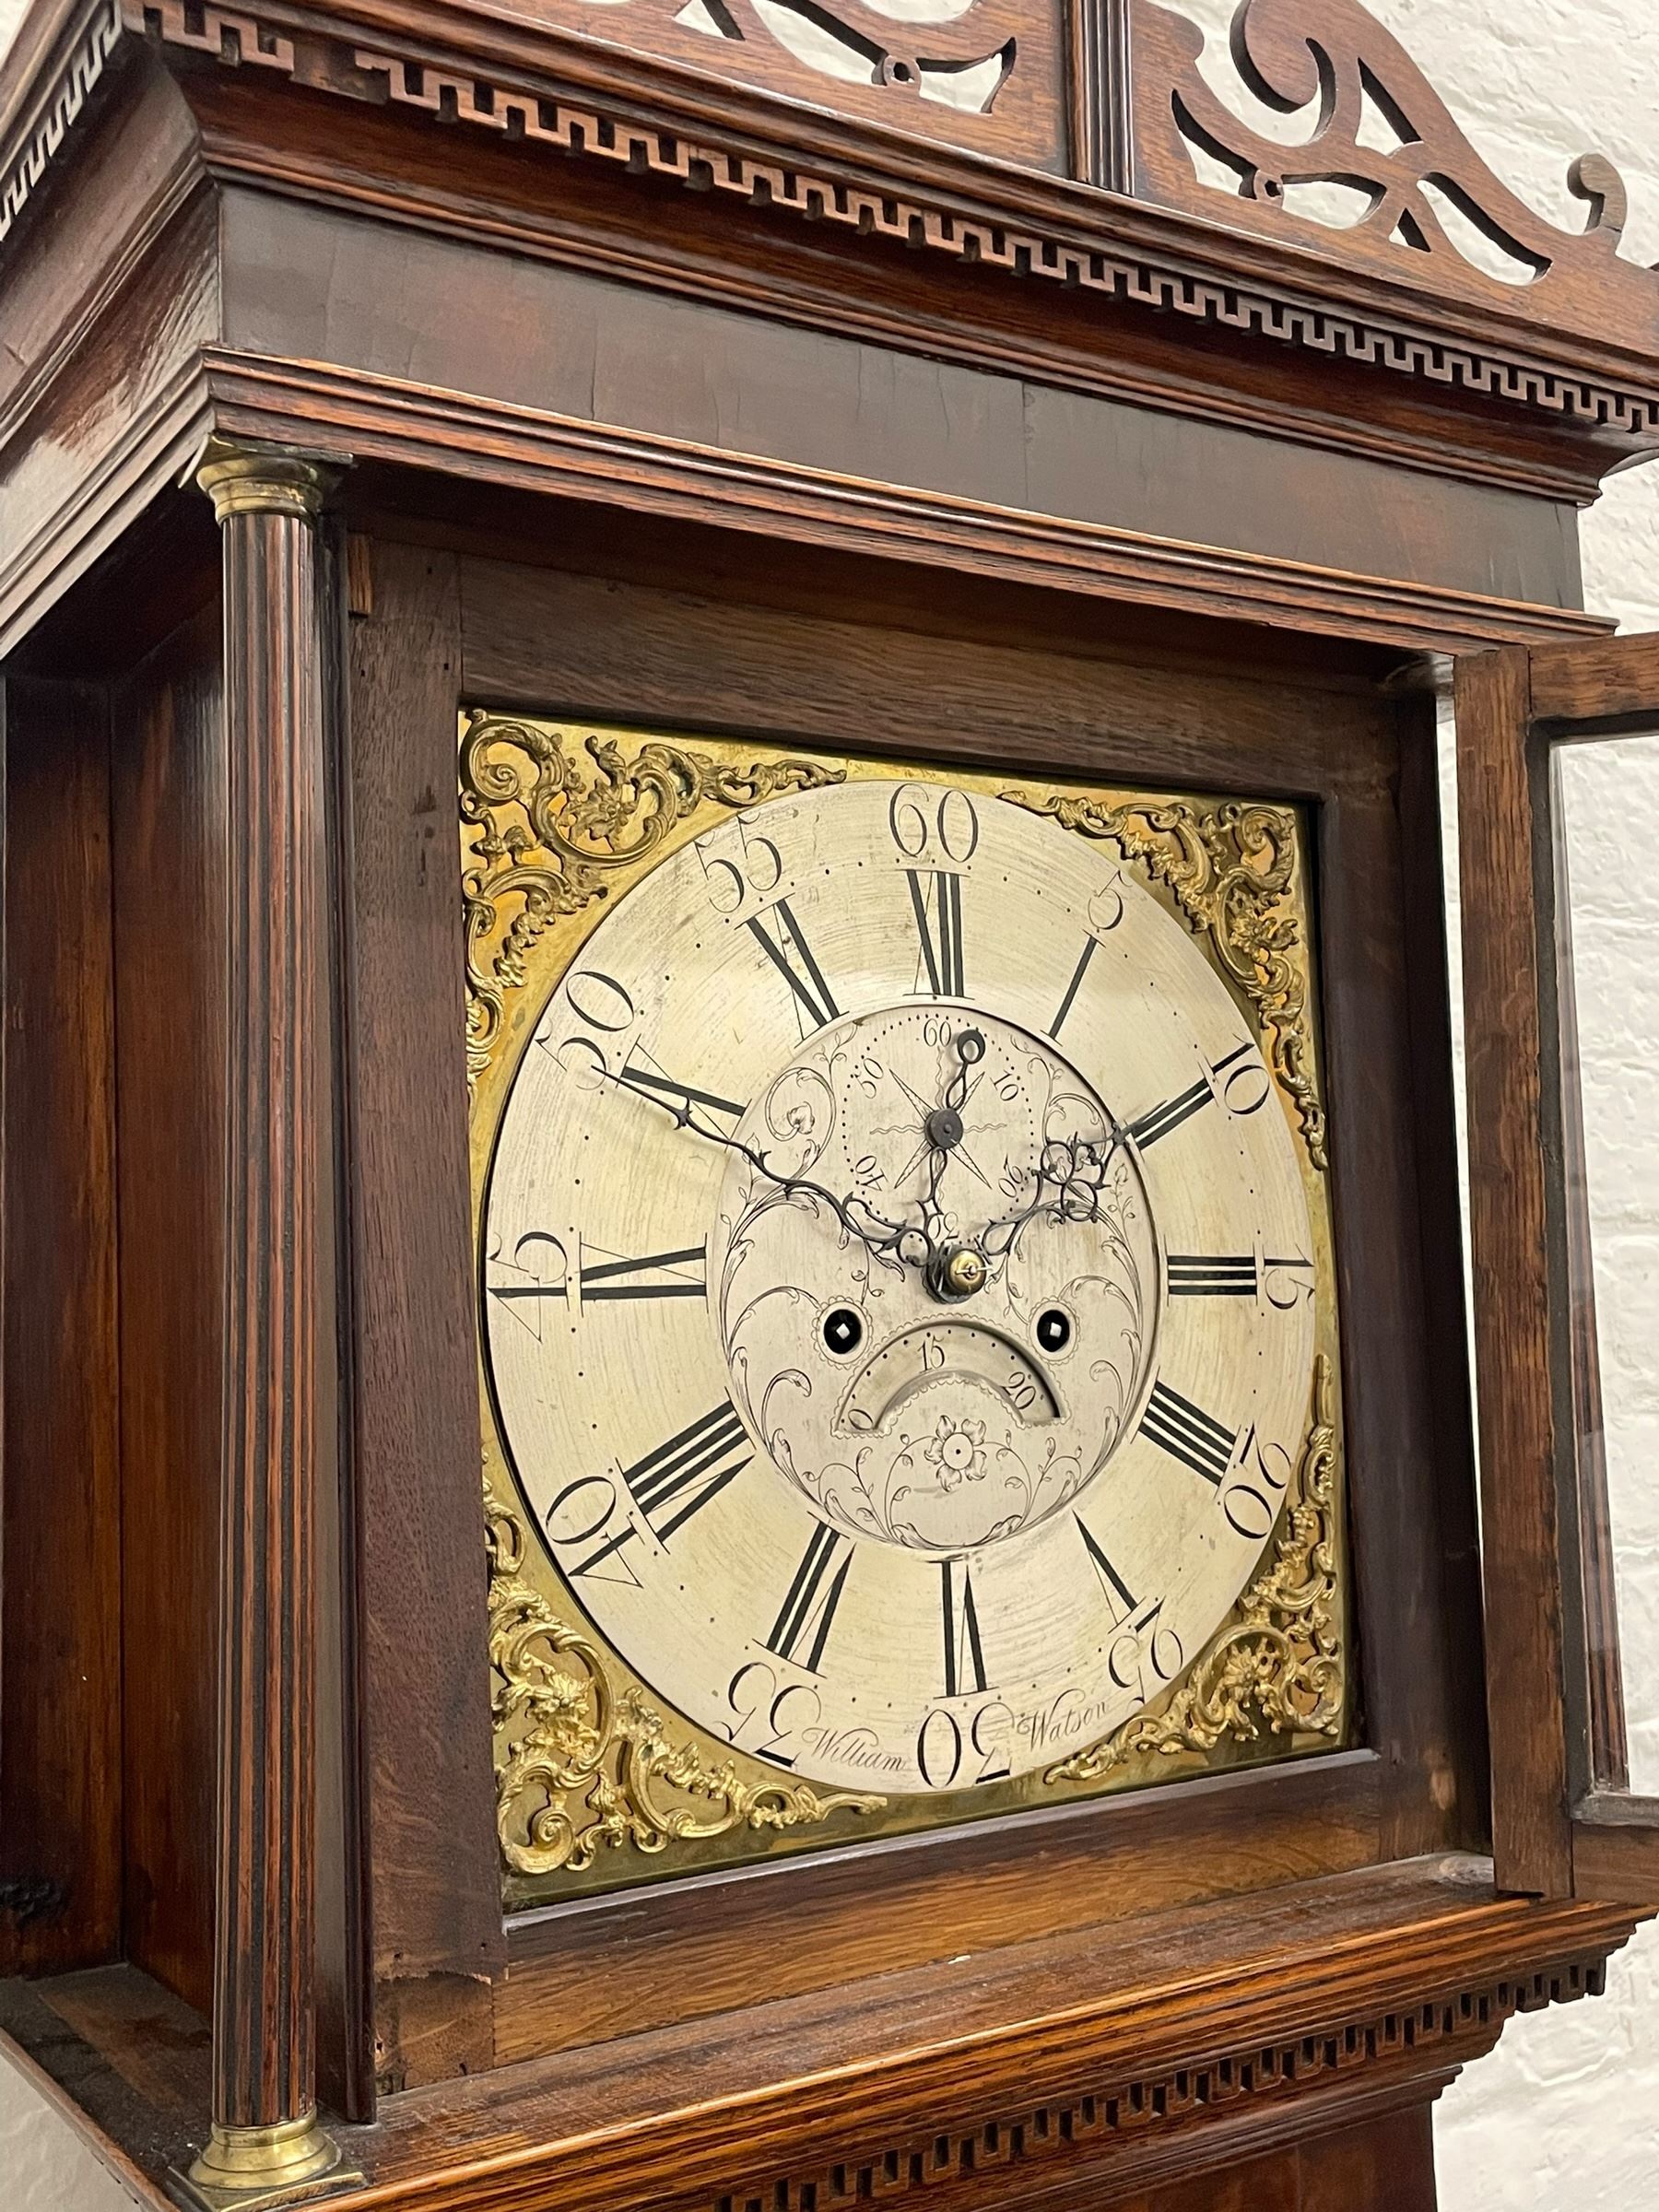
xmin=481 ymin=766 xmax=1323 ymax=1799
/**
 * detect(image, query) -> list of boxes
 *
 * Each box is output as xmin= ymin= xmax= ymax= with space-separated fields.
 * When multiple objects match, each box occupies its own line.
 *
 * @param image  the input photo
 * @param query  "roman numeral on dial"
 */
xmin=1167 ymin=1253 xmax=1256 ymax=1297
xmin=621 ymin=1398 xmax=750 ymax=1544
xmin=621 ymin=1052 xmax=746 ymax=1128
xmin=764 ymin=1524 xmax=853 ymax=1672
xmin=580 ymin=1242 xmax=707 ymax=1303
xmin=907 ymin=869 xmax=966 ymax=997
xmin=1139 ymin=1381 xmax=1238 ymax=1487
xmin=1075 ymin=1513 xmax=1137 ymax=1627
xmin=940 ymin=1558 xmax=989 ymax=1697
xmin=1048 ymin=935 xmax=1099 ymax=1039
xmin=746 ymin=899 xmax=840 ymax=1034
xmin=1130 ymin=1043 xmax=1271 ymax=1150
xmin=1129 ymin=1077 xmax=1212 ymax=1150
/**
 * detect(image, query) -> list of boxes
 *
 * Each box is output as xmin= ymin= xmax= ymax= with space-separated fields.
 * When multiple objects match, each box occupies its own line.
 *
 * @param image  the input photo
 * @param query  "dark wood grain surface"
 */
xmin=315 ymin=520 xmax=375 ymax=2124
xmin=209 ymin=500 xmax=332 ymax=2128
xmin=1529 ymin=631 xmax=1659 ymax=732
xmin=501 ymin=1754 xmax=1384 ymax=2060
xmin=1454 ymin=646 xmax=1574 ymax=1898
xmin=110 ymin=606 xmax=227 ymax=2018
xmin=1391 ymin=693 xmax=1491 ymax=1846
xmin=1455 ymin=634 xmax=1659 ymax=1904
xmin=216 ymin=191 xmax=1585 ymax=622
xmin=0 ymin=676 xmax=122 ymax=1979
xmin=343 ymin=540 xmax=503 ymax=2092
xmin=1 ymin=1865 xmax=1640 ymax=2212
xmin=1322 ymin=715 xmax=1489 ymax=1865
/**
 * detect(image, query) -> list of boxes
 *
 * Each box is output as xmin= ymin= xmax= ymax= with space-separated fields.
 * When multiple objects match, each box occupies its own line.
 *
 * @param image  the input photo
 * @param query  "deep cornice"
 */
xmin=3 ymin=0 xmax=1659 ymax=448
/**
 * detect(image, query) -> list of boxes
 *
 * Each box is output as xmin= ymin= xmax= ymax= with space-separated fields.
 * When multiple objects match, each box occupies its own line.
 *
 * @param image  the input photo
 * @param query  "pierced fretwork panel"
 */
xmin=524 ymin=0 xmax=1069 ymax=171
xmin=1131 ymin=0 xmax=1659 ymax=345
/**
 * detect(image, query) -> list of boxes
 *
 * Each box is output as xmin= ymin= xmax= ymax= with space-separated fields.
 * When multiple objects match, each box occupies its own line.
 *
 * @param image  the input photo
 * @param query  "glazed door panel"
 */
xmin=1457 ymin=632 xmax=1659 ymax=1904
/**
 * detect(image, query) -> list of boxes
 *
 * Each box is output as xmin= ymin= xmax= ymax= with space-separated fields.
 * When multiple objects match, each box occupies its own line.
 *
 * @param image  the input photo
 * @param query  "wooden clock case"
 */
xmin=2 ymin=0 xmax=1658 ymax=2205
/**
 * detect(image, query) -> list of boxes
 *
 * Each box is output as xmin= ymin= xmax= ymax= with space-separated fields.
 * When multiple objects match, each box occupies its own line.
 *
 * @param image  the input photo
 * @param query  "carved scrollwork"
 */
xmin=1133 ymin=0 xmax=1654 ymax=319
xmin=585 ymin=0 xmax=1019 ymax=114
xmin=1049 ymin=1353 xmax=1340 ymax=1783
xmin=460 ymin=712 xmax=842 ymax=1091
xmin=487 ymin=1481 xmax=885 ymax=1876
xmin=999 ymin=785 xmax=1326 ymax=1171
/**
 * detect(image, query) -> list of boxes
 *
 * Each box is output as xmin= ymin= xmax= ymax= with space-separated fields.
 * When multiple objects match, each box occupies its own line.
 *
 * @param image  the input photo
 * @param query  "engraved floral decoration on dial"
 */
xmin=712 ymin=1010 xmax=1161 ymax=1554
xmin=483 ymin=777 xmax=1319 ymax=1796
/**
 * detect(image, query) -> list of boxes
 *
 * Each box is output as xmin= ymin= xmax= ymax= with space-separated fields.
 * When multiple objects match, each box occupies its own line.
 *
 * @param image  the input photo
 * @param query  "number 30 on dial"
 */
xmin=483 ymin=777 xmax=1318 ymax=1794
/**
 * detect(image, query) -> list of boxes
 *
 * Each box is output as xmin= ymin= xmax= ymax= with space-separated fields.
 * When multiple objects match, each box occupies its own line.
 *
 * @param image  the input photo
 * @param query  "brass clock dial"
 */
xmin=482 ymin=775 xmax=1318 ymax=1796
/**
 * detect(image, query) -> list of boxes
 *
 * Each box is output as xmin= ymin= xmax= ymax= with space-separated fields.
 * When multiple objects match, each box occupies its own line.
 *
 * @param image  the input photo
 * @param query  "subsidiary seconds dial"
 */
xmin=483 ymin=778 xmax=1317 ymax=1794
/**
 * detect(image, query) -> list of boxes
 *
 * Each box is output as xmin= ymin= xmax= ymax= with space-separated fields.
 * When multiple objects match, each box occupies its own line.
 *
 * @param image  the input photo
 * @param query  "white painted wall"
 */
xmin=0 ymin=2044 xmax=156 ymax=2211
xmin=1 ymin=0 xmax=1655 ymax=2202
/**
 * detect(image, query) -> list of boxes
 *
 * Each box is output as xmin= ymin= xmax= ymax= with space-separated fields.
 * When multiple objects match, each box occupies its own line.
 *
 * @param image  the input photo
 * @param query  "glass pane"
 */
xmin=1556 ymin=735 xmax=1659 ymax=1796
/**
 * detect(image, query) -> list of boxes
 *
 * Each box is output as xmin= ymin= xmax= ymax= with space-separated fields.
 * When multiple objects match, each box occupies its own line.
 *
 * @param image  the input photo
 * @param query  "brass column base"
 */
xmin=169 ymin=2112 xmax=363 ymax=2211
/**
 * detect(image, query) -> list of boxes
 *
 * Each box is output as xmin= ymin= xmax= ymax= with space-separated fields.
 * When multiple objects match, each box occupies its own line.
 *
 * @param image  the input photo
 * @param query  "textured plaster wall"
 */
xmin=1 ymin=0 xmax=1657 ymax=2203
xmin=0 ymin=2046 xmax=150 ymax=2211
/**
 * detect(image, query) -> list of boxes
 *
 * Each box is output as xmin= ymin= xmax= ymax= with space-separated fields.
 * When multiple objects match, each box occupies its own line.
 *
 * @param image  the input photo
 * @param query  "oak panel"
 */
xmin=1529 ymin=630 xmax=1659 ymax=730
xmin=1321 ymin=721 xmax=1488 ymax=1863
xmin=457 ymin=555 xmax=1389 ymax=804
xmin=500 ymin=1754 xmax=1384 ymax=2059
xmin=219 ymin=193 xmax=1583 ymax=614
xmin=343 ymin=540 xmax=503 ymax=2089
xmin=1454 ymin=647 xmax=1574 ymax=1896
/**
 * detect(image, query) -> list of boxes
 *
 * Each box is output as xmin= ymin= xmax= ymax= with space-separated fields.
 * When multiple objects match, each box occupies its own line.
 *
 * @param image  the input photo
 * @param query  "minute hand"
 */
xmin=592 ymin=1061 xmax=939 ymax=1272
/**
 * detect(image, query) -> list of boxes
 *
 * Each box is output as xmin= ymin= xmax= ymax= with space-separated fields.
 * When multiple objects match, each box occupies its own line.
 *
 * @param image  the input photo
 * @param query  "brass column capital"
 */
xmin=196 ymin=441 xmax=337 ymax=525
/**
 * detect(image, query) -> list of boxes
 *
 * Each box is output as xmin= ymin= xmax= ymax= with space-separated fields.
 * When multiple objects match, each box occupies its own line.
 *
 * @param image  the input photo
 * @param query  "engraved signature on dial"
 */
xmin=712 ymin=1008 xmax=1160 ymax=1554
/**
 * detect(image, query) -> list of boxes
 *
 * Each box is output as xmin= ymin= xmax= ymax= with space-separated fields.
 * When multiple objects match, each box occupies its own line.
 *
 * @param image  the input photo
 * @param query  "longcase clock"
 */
xmin=0 ymin=0 xmax=1656 ymax=2206
xmin=467 ymin=726 xmax=1347 ymax=1897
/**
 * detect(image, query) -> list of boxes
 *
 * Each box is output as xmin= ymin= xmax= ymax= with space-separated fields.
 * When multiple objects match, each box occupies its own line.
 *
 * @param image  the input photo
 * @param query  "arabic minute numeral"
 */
xmin=1139 ymin=1381 xmax=1239 ymax=1488
xmin=543 ymin=1474 xmax=642 ymax=1587
xmin=1220 ymin=1426 xmax=1294 ymax=1542
xmin=916 ymin=1708 xmax=962 ymax=1788
xmin=1109 ymin=1598 xmax=1184 ymax=1696
xmin=1262 ymin=1253 xmax=1317 ymax=1310
xmin=888 ymin=783 xmax=980 ymax=866
xmin=486 ymin=1230 xmax=570 ymax=1337
xmin=763 ymin=1523 xmax=853 ymax=1672
xmin=541 ymin=967 xmax=638 ymax=1085
xmin=1210 ymin=1039 xmax=1271 ymax=1116
xmin=724 ymin=1662 xmax=820 ymax=1771
xmin=620 ymin=1398 xmax=751 ymax=1545
xmin=697 ymin=818 xmax=784 ymax=916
